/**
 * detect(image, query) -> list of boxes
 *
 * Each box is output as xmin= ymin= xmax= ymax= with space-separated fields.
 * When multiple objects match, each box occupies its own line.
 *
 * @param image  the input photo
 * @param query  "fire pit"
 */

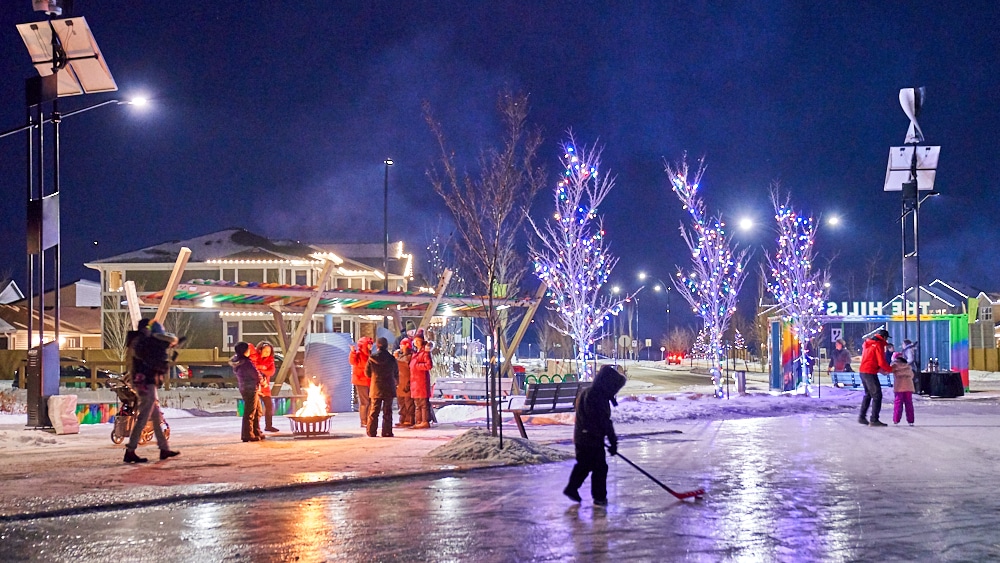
xmin=287 ymin=382 xmax=335 ymax=438
xmin=288 ymin=414 xmax=334 ymax=437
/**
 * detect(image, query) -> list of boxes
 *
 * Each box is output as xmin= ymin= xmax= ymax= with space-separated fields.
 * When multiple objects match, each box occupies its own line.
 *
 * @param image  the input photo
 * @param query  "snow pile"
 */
xmin=428 ymin=428 xmax=572 ymax=464
xmin=612 ymin=388 xmax=859 ymax=424
xmin=435 ymin=405 xmax=489 ymax=423
xmin=0 ymin=429 xmax=62 ymax=447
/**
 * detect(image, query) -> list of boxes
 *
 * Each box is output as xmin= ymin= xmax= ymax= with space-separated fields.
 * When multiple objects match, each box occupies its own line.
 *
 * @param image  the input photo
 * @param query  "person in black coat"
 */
xmin=365 ymin=337 xmax=400 ymax=437
xmin=564 ymin=365 xmax=627 ymax=506
xmin=124 ymin=321 xmax=180 ymax=463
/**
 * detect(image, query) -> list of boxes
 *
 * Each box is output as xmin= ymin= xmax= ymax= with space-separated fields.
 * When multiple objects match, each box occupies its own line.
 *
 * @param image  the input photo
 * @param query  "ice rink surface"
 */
xmin=3 ymin=405 xmax=1000 ymax=562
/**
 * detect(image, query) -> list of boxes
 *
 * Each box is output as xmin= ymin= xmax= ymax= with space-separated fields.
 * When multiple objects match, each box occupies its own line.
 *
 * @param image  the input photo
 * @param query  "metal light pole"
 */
xmin=885 ymin=87 xmax=940 ymax=371
xmin=382 ymin=158 xmax=393 ymax=328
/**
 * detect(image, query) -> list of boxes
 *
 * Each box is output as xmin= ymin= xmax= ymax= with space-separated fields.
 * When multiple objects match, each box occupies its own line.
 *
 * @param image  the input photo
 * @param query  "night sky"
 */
xmin=1 ymin=2 xmax=998 ymax=336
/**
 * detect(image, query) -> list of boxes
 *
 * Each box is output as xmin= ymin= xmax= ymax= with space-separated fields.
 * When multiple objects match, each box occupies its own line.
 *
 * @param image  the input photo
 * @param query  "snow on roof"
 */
xmin=86 ymin=228 xmax=319 ymax=265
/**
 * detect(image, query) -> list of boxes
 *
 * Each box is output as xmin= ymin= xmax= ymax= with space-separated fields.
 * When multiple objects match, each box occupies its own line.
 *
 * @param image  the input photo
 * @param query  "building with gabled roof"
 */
xmin=85 ymin=228 xmax=413 ymax=351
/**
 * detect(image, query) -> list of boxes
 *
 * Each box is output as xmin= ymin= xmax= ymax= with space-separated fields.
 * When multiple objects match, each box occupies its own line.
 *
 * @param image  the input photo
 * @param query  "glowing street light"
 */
xmin=738 ymin=217 xmax=754 ymax=231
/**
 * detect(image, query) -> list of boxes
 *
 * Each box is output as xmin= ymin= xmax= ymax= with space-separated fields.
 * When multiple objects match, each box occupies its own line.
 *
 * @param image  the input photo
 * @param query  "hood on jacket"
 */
xmin=592 ymin=365 xmax=627 ymax=406
xmin=368 ymin=348 xmax=394 ymax=366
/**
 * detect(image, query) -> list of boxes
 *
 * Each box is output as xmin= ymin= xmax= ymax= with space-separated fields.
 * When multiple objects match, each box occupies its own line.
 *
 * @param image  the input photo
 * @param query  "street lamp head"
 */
xmin=125 ymin=97 xmax=148 ymax=106
xmin=612 ymin=286 xmax=621 ymax=294
xmin=826 ymin=215 xmax=840 ymax=226
xmin=384 ymin=158 xmax=394 ymax=166
xmin=738 ymin=217 xmax=753 ymax=231
xmin=653 ymin=284 xmax=661 ymax=292
xmin=638 ymin=272 xmax=647 ymax=281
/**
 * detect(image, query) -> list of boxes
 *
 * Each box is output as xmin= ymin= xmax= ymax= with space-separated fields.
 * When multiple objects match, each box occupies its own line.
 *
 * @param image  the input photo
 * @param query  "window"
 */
xmin=238 ymin=269 xmax=264 ymax=283
xmin=982 ymin=306 xmax=993 ymax=322
xmin=107 ymin=270 xmax=123 ymax=292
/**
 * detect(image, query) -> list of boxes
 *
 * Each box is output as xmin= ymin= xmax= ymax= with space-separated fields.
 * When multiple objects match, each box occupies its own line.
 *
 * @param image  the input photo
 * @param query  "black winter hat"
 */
xmin=875 ymin=329 xmax=891 ymax=340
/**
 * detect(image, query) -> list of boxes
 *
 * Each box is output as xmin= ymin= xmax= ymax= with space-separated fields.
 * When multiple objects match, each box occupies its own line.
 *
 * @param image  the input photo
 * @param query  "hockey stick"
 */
xmin=614 ymin=451 xmax=704 ymax=500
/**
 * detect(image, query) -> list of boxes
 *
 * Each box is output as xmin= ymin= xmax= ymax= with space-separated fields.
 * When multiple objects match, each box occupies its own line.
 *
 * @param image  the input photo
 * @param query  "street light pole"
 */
xmin=382 ymin=158 xmax=393 ymax=329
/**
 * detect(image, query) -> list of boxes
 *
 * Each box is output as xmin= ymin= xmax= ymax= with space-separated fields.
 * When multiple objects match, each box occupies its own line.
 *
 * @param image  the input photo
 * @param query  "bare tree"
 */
xmin=530 ymin=134 xmax=630 ymax=377
xmin=666 ymin=155 xmax=750 ymax=398
xmin=424 ymin=89 xmax=547 ymax=437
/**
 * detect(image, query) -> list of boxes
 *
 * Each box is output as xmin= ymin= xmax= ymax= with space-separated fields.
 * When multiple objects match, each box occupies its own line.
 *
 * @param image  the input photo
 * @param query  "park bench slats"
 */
xmin=506 ymin=381 xmax=590 ymax=439
xmin=430 ymin=378 xmax=515 ymax=407
xmin=829 ymin=372 xmax=893 ymax=388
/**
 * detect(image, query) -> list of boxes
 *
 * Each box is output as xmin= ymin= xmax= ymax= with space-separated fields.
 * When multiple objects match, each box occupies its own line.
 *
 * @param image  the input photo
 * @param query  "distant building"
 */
xmin=84 ymin=228 xmax=413 ymax=352
xmin=0 ymin=279 xmax=102 ymax=350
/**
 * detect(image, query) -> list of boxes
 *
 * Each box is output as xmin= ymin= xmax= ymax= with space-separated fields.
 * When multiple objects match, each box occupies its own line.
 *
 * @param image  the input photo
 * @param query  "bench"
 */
xmin=830 ymin=372 xmax=893 ymax=388
xmin=430 ymin=378 xmax=515 ymax=408
xmin=505 ymin=381 xmax=591 ymax=439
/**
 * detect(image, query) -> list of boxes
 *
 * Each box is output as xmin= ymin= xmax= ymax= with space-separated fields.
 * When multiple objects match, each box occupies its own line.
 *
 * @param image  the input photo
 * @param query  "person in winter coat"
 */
xmin=349 ymin=336 xmax=374 ymax=428
xmin=365 ymin=337 xmax=400 ymax=437
xmin=252 ymin=341 xmax=279 ymax=432
xmin=564 ymin=365 xmax=627 ymax=506
xmin=231 ymin=341 xmax=265 ymax=442
xmin=827 ymin=339 xmax=853 ymax=373
xmin=859 ymin=329 xmax=892 ymax=427
xmin=394 ymin=338 xmax=415 ymax=427
xmin=124 ymin=320 xmax=180 ymax=463
xmin=409 ymin=335 xmax=433 ymax=429
xmin=891 ymin=355 xmax=916 ymax=426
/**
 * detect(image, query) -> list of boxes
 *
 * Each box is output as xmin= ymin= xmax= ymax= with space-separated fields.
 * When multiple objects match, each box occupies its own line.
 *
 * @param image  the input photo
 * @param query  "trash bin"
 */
xmin=735 ymin=370 xmax=747 ymax=395
xmin=513 ymin=365 xmax=526 ymax=390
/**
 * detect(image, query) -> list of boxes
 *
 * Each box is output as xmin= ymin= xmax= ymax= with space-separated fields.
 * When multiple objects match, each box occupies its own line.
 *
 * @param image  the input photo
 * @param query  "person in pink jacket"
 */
xmin=409 ymin=335 xmax=433 ymax=429
xmin=891 ymin=355 xmax=916 ymax=426
xmin=349 ymin=336 xmax=373 ymax=428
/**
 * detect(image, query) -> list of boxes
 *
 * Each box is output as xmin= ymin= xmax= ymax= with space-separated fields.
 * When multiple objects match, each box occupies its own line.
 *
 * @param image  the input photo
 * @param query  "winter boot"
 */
xmin=159 ymin=449 xmax=180 ymax=461
xmin=869 ymin=420 xmax=887 ymax=427
xmin=593 ymin=498 xmax=608 ymax=506
xmin=858 ymin=416 xmax=869 ymax=425
xmin=563 ymin=487 xmax=582 ymax=503
xmin=124 ymin=449 xmax=148 ymax=464
xmin=381 ymin=431 xmax=394 ymax=438
xmin=412 ymin=422 xmax=430 ymax=429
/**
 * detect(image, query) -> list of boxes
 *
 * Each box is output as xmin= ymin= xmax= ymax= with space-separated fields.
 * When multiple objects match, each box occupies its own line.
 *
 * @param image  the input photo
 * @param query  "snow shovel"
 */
xmin=613 ymin=451 xmax=704 ymax=500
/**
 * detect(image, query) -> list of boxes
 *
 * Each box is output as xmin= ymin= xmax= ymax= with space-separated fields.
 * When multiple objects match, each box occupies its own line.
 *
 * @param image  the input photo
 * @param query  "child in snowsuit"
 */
xmin=564 ymin=365 xmax=627 ymax=506
xmin=394 ymin=338 xmax=415 ymax=427
xmin=892 ymin=355 xmax=916 ymax=426
xmin=252 ymin=341 xmax=279 ymax=432
xmin=365 ymin=337 xmax=399 ymax=437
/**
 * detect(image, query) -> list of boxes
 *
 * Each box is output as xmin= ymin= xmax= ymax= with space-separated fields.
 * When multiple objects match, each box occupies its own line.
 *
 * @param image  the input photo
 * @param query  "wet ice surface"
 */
xmin=4 ymin=410 xmax=1000 ymax=562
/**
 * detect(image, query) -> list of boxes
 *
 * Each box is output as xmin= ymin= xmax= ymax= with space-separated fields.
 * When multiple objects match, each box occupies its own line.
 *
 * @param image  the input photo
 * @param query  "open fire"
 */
xmin=288 ymin=382 xmax=335 ymax=437
xmin=295 ymin=383 xmax=330 ymax=417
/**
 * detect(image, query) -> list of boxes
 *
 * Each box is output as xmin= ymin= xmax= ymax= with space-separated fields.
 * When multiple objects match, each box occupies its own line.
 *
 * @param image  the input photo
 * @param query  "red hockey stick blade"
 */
xmin=669 ymin=488 xmax=705 ymax=500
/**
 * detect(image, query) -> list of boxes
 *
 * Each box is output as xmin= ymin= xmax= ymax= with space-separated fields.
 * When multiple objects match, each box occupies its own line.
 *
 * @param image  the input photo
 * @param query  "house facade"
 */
xmin=84 ymin=228 xmax=413 ymax=353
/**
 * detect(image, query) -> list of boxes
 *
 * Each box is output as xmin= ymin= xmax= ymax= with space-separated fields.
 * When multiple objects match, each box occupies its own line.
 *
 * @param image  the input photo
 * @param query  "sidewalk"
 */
xmin=0 ymin=408 xmax=586 ymax=521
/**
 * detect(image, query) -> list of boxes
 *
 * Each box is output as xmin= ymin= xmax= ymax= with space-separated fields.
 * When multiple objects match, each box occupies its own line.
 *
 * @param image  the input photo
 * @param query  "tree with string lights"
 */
xmin=766 ymin=190 xmax=830 ymax=395
xmin=531 ymin=135 xmax=630 ymax=377
xmin=667 ymin=156 xmax=750 ymax=398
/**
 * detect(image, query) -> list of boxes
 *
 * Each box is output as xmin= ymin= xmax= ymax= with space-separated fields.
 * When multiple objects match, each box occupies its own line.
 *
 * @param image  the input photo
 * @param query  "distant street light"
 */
xmin=738 ymin=217 xmax=754 ymax=231
xmin=382 ymin=158 xmax=393 ymax=328
xmin=826 ymin=215 xmax=840 ymax=226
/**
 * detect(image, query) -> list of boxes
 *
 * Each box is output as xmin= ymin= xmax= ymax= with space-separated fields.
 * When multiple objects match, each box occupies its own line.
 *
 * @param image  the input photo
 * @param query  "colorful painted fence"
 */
xmin=76 ymin=402 xmax=119 ymax=424
xmin=237 ymin=396 xmax=302 ymax=417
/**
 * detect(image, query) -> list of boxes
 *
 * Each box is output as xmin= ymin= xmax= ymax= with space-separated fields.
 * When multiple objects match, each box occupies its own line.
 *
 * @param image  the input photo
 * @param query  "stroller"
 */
xmin=107 ymin=373 xmax=170 ymax=445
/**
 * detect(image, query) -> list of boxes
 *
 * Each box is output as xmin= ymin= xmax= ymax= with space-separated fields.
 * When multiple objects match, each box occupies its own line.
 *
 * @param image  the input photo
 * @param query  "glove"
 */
xmin=608 ymin=443 xmax=618 ymax=456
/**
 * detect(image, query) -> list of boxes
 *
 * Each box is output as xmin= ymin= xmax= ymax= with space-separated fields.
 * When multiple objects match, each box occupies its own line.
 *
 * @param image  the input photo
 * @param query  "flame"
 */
xmin=295 ymin=383 xmax=330 ymax=417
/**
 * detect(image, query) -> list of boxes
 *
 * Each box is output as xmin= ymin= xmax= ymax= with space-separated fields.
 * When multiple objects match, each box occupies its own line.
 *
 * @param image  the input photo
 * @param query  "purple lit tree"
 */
xmin=531 ymin=135 xmax=630 ymax=377
xmin=766 ymin=191 xmax=829 ymax=395
xmin=667 ymin=156 xmax=750 ymax=398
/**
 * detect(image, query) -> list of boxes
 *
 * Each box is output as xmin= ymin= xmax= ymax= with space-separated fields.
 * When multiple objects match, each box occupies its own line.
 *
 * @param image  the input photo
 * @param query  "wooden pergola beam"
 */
xmin=269 ymin=308 xmax=301 ymax=395
xmin=417 ymin=269 xmax=453 ymax=333
xmin=153 ymin=247 xmax=191 ymax=324
xmin=271 ymin=259 xmax=335 ymax=396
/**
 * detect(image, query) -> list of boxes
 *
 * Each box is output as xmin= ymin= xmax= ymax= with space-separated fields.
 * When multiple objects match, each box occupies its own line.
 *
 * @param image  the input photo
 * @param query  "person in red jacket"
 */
xmin=349 ymin=336 xmax=374 ymax=428
xmin=409 ymin=335 xmax=433 ymax=429
xmin=252 ymin=341 xmax=279 ymax=432
xmin=394 ymin=338 xmax=415 ymax=427
xmin=859 ymin=329 xmax=893 ymax=427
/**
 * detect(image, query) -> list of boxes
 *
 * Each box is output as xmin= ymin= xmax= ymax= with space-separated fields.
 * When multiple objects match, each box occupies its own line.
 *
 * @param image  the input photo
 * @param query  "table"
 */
xmin=920 ymin=371 xmax=964 ymax=398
